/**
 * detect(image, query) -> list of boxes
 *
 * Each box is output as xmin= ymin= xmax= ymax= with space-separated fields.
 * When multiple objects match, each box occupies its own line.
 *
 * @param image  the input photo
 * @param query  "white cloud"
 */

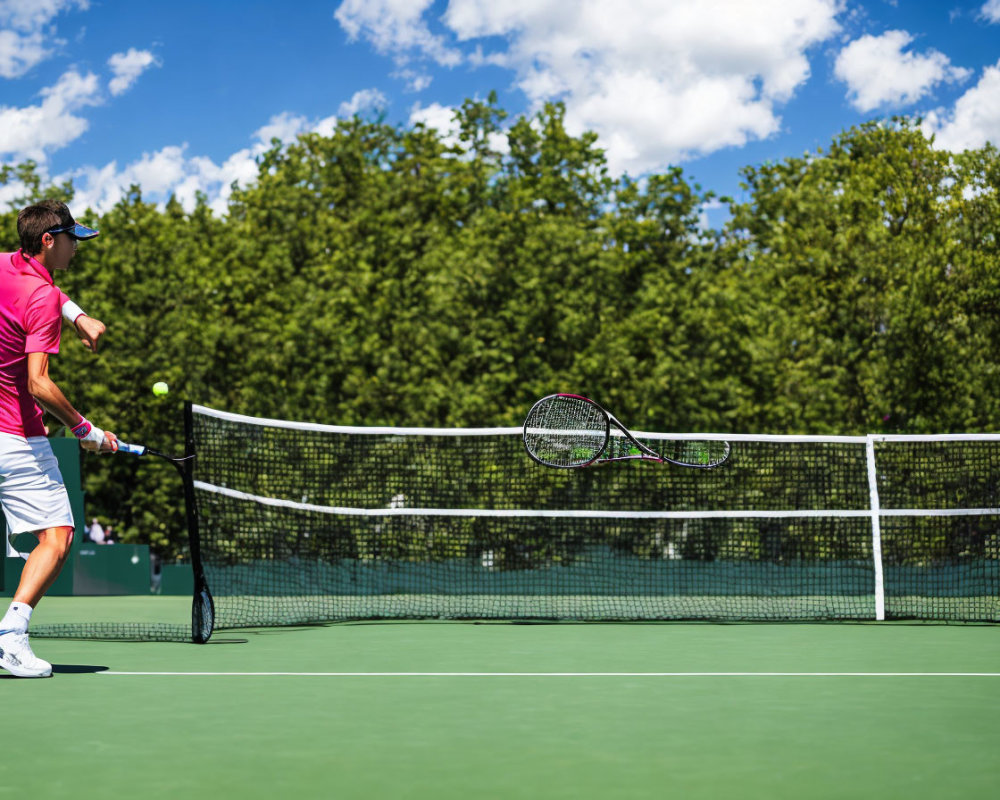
xmin=251 ymin=100 xmax=393 ymax=145
xmin=0 ymin=69 xmax=102 ymax=162
xmin=60 ymin=91 xmax=501 ymax=217
xmin=335 ymin=0 xmax=461 ymax=69
xmin=409 ymin=102 xmax=459 ymax=147
xmin=61 ymin=104 xmax=374 ymax=216
xmin=0 ymin=175 xmax=25 ymax=209
xmin=393 ymin=67 xmax=432 ymax=92
xmin=254 ymin=111 xmax=312 ymax=145
xmin=125 ymin=145 xmax=188 ymax=193
xmin=171 ymin=150 xmax=259 ymax=215
xmin=834 ymin=30 xmax=970 ymax=112
xmin=981 ymin=1 xmax=1000 ymax=24
xmin=409 ymin=102 xmax=455 ymax=130
xmin=338 ymin=87 xmax=387 ymax=117
xmin=409 ymin=101 xmax=508 ymax=154
xmin=0 ymin=0 xmax=87 ymax=77
xmin=340 ymin=0 xmax=844 ymax=175
xmin=922 ymin=61 xmax=1000 ymax=152
xmin=107 ymin=47 xmax=159 ymax=95
xmin=0 ymin=29 xmax=47 ymax=78
xmin=0 ymin=0 xmax=86 ymax=30
xmin=252 ymin=110 xmax=341 ymax=145
xmin=66 ymin=144 xmax=257 ymax=217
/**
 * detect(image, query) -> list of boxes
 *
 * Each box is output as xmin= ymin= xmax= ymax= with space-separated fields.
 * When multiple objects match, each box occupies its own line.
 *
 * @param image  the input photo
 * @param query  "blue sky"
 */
xmin=1 ymin=0 xmax=998 ymax=224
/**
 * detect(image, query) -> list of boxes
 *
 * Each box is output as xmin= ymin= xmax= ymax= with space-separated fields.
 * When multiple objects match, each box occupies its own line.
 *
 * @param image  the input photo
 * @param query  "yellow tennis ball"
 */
xmin=152 ymin=381 xmax=169 ymax=396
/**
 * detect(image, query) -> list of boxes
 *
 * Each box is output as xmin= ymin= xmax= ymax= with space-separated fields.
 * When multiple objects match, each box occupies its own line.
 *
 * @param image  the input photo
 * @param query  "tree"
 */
xmin=4 ymin=106 xmax=998 ymax=559
xmin=724 ymin=119 xmax=1000 ymax=432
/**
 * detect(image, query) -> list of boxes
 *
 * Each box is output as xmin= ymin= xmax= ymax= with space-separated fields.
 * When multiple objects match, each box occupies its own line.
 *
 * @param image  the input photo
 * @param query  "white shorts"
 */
xmin=0 ymin=434 xmax=75 ymax=542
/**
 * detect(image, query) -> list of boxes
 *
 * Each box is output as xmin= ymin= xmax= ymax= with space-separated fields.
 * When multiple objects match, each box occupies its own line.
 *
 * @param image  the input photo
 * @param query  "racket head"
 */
xmin=523 ymin=393 xmax=610 ymax=468
xmin=191 ymin=589 xmax=215 ymax=644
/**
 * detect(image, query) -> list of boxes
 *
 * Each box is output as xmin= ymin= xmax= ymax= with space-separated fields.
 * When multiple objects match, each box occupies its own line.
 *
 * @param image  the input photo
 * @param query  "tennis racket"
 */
xmin=523 ymin=393 xmax=730 ymax=469
xmin=116 ymin=440 xmax=194 ymax=464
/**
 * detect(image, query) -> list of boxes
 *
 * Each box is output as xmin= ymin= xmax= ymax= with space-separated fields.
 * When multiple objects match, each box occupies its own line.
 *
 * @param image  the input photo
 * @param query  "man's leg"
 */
xmin=12 ymin=525 xmax=75 ymax=607
xmin=0 ymin=525 xmax=73 ymax=678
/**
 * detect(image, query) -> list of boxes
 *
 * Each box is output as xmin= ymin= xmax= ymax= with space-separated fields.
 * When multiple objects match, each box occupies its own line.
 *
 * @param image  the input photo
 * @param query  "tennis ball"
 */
xmin=152 ymin=381 xmax=169 ymax=396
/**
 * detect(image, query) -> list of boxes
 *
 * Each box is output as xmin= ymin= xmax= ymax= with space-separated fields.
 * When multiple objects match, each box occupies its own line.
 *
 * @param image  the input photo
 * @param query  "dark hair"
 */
xmin=17 ymin=200 xmax=74 ymax=256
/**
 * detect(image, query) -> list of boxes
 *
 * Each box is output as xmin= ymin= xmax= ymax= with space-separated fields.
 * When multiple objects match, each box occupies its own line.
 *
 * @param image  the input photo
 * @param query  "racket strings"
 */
xmin=524 ymin=396 xmax=607 ymax=467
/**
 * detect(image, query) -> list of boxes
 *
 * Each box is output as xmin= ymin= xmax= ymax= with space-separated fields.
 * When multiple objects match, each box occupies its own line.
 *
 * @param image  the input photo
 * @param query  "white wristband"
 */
xmin=71 ymin=418 xmax=105 ymax=446
xmin=62 ymin=299 xmax=86 ymax=324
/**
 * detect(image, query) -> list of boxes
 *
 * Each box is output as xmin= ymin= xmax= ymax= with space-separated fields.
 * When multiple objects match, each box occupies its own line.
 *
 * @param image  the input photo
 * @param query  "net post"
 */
xmin=865 ymin=435 xmax=886 ymax=621
xmin=184 ymin=401 xmax=214 ymax=643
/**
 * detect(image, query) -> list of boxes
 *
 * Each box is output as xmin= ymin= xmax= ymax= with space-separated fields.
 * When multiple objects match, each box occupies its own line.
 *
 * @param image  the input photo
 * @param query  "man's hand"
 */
xmin=74 ymin=315 xmax=106 ymax=353
xmin=80 ymin=429 xmax=118 ymax=454
xmin=100 ymin=430 xmax=119 ymax=454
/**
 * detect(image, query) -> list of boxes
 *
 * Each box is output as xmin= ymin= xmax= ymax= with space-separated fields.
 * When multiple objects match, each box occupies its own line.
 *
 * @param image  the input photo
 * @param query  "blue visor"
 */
xmin=46 ymin=222 xmax=99 ymax=240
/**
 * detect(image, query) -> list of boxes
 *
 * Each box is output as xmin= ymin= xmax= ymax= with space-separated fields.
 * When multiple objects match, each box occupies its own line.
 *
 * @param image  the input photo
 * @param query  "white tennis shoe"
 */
xmin=0 ymin=631 xmax=53 ymax=678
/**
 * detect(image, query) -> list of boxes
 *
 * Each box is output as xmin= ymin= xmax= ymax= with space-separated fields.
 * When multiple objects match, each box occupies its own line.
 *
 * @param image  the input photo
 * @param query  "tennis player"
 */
xmin=0 ymin=200 xmax=118 ymax=678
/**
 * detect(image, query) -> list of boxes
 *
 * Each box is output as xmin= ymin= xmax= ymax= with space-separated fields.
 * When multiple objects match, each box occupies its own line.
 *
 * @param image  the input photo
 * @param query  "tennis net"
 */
xmin=191 ymin=406 xmax=998 ymax=633
xmin=32 ymin=404 xmax=1000 ymax=641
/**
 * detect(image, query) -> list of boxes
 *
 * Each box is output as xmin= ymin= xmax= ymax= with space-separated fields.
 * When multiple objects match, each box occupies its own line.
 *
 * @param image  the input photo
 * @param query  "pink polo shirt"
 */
xmin=0 ymin=250 xmax=64 ymax=437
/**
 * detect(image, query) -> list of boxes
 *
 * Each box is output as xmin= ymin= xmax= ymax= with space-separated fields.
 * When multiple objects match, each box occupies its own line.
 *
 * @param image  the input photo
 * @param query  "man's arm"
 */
xmin=72 ymin=315 xmax=105 ymax=353
xmin=26 ymin=352 xmax=116 ymax=452
xmin=59 ymin=294 xmax=105 ymax=353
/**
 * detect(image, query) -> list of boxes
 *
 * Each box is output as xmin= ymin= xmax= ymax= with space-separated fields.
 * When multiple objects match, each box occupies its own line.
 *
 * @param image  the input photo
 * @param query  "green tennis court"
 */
xmin=5 ymin=598 xmax=998 ymax=800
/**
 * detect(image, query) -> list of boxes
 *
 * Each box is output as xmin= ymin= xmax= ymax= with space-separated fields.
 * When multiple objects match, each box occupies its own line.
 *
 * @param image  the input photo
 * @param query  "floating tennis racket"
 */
xmin=116 ymin=440 xmax=194 ymax=464
xmin=523 ymin=394 xmax=731 ymax=469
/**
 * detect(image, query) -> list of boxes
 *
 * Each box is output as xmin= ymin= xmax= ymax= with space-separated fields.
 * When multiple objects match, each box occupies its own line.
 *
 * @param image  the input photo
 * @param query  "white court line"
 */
xmin=100 ymin=671 xmax=1000 ymax=677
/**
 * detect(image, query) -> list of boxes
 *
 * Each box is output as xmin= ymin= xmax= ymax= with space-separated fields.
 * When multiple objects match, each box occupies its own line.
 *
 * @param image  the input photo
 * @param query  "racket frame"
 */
xmin=117 ymin=440 xmax=194 ymax=465
xmin=523 ymin=393 xmax=730 ymax=469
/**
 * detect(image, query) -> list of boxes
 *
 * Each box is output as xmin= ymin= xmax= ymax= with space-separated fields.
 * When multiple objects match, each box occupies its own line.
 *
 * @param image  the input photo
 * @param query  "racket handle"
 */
xmin=117 ymin=441 xmax=148 ymax=457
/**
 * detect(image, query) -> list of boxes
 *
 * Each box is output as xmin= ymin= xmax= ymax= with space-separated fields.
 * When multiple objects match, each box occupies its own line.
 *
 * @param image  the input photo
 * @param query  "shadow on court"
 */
xmin=0 ymin=663 xmax=108 ymax=678
xmin=52 ymin=664 xmax=110 ymax=674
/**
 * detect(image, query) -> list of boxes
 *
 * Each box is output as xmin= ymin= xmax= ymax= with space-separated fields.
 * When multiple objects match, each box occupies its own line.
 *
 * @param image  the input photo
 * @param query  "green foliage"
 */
xmin=4 ymin=109 xmax=998 ymax=557
xmin=726 ymin=119 xmax=1000 ymax=432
